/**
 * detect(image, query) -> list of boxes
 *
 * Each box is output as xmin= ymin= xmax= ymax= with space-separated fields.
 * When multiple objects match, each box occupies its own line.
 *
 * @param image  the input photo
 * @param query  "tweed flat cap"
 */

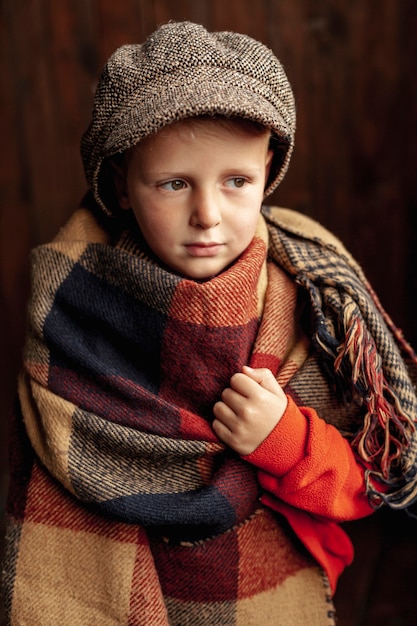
xmin=81 ymin=21 xmax=296 ymax=216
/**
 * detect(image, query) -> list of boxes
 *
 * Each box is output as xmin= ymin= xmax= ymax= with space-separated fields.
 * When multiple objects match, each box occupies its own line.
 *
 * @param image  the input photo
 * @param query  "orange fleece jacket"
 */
xmin=243 ymin=395 xmax=374 ymax=593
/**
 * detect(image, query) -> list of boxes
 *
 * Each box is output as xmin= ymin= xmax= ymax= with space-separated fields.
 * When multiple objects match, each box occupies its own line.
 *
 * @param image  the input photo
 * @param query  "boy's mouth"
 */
xmin=185 ymin=243 xmax=224 ymax=257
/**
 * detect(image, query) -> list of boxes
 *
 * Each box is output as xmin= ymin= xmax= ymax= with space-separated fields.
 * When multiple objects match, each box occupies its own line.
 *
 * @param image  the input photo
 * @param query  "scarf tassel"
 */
xmin=334 ymin=305 xmax=414 ymax=483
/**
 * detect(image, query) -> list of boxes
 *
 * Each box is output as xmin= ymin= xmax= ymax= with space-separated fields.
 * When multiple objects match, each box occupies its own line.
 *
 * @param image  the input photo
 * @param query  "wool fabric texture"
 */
xmin=3 ymin=203 xmax=417 ymax=624
xmin=3 ymin=206 xmax=336 ymax=625
xmin=81 ymin=21 xmax=296 ymax=216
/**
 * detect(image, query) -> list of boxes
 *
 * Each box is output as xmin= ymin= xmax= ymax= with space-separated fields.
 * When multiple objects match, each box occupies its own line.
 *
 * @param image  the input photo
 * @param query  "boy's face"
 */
xmin=119 ymin=119 xmax=273 ymax=280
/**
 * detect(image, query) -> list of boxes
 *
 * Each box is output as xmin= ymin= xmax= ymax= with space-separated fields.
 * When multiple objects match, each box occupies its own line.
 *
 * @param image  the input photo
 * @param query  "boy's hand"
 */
xmin=212 ymin=366 xmax=287 ymax=456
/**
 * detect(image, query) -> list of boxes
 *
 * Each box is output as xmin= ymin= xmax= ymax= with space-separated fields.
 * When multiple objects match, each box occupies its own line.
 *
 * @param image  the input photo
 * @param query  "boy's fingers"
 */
xmin=212 ymin=417 xmax=226 ymax=438
xmin=220 ymin=386 xmax=244 ymax=411
xmin=241 ymin=365 xmax=281 ymax=395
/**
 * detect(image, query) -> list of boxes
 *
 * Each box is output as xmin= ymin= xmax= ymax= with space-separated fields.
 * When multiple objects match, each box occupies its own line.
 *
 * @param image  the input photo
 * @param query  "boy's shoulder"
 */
xmin=263 ymin=205 xmax=355 ymax=262
xmin=52 ymin=207 xmax=109 ymax=245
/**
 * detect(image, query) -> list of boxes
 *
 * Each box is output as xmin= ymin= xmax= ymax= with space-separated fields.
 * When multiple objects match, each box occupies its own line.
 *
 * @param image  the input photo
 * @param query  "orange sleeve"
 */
xmin=243 ymin=395 xmax=373 ymax=520
xmin=242 ymin=396 xmax=375 ymax=592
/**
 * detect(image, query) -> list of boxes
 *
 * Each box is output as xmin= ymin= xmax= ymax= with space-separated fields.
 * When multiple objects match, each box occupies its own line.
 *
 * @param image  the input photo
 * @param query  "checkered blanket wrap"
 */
xmin=2 ymin=204 xmax=416 ymax=624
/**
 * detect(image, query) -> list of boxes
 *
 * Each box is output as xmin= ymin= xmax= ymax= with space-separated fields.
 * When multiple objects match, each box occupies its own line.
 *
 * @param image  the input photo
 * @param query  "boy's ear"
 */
xmin=265 ymin=149 xmax=274 ymax=187
xmin=110 ymin=159 xmax=131 ymax=210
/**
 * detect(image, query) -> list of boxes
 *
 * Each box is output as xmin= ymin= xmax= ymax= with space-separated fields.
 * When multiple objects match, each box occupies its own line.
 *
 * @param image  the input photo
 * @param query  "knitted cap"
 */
xmin=81 ymin=21 xmax=296 ymax=216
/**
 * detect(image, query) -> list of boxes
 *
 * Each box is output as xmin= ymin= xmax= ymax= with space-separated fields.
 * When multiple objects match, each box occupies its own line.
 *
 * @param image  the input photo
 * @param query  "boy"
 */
xmin=2 ymin=21 xmax=417 ymax=625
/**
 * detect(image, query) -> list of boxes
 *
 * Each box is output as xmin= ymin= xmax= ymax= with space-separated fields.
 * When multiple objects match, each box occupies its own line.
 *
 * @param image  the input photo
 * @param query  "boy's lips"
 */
xmin=185 ymin=242 xmax=224 ymax=257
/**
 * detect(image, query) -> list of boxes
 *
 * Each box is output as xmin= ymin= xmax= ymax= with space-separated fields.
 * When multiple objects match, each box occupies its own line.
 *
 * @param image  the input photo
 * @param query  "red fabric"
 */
xmin=244 ymin=396 xmax=374 ymax=591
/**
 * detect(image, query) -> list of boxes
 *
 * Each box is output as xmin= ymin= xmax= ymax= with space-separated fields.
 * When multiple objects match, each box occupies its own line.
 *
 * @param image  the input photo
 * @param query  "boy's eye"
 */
xmin=161 ymin=180 xmax=186 ymax=191
xmin=226 ymin=177 xmax=247 ymax=188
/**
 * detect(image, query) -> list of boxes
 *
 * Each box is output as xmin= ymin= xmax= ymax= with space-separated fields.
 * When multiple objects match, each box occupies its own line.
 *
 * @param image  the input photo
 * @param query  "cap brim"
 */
xmin=102 ymin=67 xmax=291 ymax=154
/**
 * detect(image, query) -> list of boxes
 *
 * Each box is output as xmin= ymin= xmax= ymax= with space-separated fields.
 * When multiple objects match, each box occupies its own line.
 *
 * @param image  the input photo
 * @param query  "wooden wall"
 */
xmin=1 ymin=1 xmax=416 ymax=623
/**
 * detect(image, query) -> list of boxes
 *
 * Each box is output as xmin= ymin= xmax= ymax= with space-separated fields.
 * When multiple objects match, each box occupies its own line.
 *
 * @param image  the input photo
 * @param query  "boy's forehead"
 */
xmin=139 ymin=116 xmax=271 ymax=144
xmin=128 ymin=117 xmax=272 ymax=172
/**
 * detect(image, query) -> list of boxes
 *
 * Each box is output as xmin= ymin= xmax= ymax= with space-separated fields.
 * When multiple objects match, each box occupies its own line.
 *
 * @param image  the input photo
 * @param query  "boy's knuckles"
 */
xmin=238 ymin=404 xmax=257 ymax=422
xmin=230 ymin=372 xmax=245 ymax=388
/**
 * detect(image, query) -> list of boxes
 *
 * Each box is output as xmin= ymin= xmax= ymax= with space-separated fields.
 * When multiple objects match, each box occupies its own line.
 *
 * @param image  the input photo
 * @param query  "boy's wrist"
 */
xmin=242 ymin=395 xmax=309 ymax=475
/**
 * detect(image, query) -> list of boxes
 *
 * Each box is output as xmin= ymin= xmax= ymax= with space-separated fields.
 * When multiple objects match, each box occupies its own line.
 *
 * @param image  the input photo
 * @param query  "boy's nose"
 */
xmin=190 ymin=189 xmax=221 ymax=229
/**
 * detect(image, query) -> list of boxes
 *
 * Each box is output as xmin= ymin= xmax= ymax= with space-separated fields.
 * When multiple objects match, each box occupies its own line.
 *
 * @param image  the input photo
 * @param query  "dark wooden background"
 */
xmin=1 ymin=1 xmax=416 ymax=624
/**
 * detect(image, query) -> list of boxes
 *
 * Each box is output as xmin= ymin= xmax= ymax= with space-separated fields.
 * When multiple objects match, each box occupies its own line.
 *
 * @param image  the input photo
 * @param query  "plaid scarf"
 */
xmin=262 ymin=206 xmax=417 ymax=508
xmin=3 ymin=204 xmax=416 ymax=624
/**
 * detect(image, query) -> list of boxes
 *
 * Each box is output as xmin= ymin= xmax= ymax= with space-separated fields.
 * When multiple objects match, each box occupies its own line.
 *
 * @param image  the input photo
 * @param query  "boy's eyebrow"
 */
xmin=147 ymin=165 xmax=267 ymax=178
xmin=222 ymin=165 xmax=267 ymax=176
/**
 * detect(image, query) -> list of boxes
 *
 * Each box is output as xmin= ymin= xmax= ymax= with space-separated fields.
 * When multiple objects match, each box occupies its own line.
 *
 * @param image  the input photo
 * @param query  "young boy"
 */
xmin=2 ymin=21 xmax=417 ymax=625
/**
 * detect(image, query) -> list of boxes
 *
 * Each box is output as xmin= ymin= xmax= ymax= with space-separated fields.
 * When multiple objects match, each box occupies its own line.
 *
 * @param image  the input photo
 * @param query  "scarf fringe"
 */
xmin=336 ymin=304 xmax=414 ymax=457
xmin=310 ymin=283 xmax=417 ymax=508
